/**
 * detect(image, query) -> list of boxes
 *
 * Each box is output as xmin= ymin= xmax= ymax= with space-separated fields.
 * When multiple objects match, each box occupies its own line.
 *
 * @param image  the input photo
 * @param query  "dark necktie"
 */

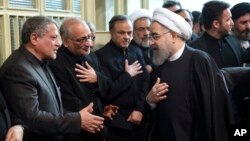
xmin=42 ymin=62 xmax=55 ymax=92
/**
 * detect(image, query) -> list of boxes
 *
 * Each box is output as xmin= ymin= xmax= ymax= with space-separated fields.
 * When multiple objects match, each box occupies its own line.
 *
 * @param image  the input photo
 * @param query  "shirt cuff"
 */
xmin=146 ymin=95 xmax=156 ymax=110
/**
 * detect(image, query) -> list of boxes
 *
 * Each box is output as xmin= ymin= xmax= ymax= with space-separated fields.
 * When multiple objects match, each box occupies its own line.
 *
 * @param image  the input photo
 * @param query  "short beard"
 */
xmin=152 ymin=50 xmax=169 ymax=66
xmin=134 ymin=35 xmax=150 ymax=48
xmin=140 ymin=40 xmax=150 ymax=48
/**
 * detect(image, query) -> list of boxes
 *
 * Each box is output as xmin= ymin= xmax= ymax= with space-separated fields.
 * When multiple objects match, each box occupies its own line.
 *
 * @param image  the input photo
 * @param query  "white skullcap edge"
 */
xmin=152 ymin=8 xmax=192 ymax=41
xmin=129 ymin=9 xmax=151 ymax=24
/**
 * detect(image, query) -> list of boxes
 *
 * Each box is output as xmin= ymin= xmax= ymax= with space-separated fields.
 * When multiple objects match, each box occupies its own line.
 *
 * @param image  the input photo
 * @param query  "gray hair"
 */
xmin=21 ymin=16 xmax=58 ymax=44
xmin=60 ymin=17 xmax=87 ymax=39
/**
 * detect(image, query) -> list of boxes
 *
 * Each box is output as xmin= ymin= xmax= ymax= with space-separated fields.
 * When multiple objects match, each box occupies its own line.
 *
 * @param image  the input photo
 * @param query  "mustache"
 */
xmin=243 ymin=30 xmax=250 ymax=34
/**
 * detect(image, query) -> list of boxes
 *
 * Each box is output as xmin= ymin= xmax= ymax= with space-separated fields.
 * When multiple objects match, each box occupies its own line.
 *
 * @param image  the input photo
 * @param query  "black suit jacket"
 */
xmin=95 ymin=40 xmax=149 ymax=130
xmin=0 ymin=89 xmax=27 ymax=141
xmin=0 ymin=90 xmax=10 ymax=141
xmin=49 ymin=46 xmax=108 ymax=141
xmin=189 ymin=32 xmax=245 ymax=68
xmin=0 ymin=47 xmax=81 ymax=141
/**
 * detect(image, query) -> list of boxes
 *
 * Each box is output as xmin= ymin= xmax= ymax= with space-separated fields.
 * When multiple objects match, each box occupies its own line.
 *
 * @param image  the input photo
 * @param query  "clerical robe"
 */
xmin=150 ymin=46 xmax=234 ymax=141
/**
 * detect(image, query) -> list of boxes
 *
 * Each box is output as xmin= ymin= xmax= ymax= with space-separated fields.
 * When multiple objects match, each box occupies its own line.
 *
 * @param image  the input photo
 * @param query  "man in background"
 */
xmin=162 ymin=0 xmax=182 ymax=12
xmin=189 ymin=0 xmax=249 ymax=68
xmin=129 ymin=9 xmax=154 ymax=73
xmin=231 ymin=2 xmax=250 ymax=66
xmin=86 ymin=21 xmax=97 ymax=51
xmin=175 ymin=8 xmax=197 ymax=42
xmin=96 ymin=15 xmax=149 ymax=141
xmin=191 ymin=11 xmax=202 ymax=37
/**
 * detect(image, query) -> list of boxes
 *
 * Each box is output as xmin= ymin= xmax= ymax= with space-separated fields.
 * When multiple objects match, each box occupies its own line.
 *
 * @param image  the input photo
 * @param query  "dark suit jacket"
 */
xmin=95 ymin=40 xmax=149 ymax=130
xmin=0 ymin=90 xmax=10 ymax=141
xmin=232 ymin=70 xmax=250 ymax=124
xmin=49 ymin=46 xmax=108 ymax=141
xmin=0 ymin=89 xmax=27 ymax=141
xmin=130 ymin=40 xmax=153 ymax=67
xmin=0 ymin=47 xmax=81 ymax=141
xmin=189 ymin=32 xmax=245 ymax=67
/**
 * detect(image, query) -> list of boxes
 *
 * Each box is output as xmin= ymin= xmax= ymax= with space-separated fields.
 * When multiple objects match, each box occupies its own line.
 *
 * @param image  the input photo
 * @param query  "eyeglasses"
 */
xmin=91 ymin=34 xmax=96 ymax=41
xmin=149 ymin=31 xmax=171 ymax=41
xmin=70 ymin=35 xmax=92 ymax=44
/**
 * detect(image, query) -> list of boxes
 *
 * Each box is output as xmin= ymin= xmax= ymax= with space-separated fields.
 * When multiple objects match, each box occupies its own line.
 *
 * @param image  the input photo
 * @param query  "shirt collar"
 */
xmin=168 ymin=44 xmax=185 ymax=62
xmin=239 ymin=40 xmax=250 ymax=49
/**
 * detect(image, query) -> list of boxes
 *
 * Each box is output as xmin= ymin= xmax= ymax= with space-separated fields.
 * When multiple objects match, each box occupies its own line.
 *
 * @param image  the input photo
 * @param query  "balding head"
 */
xmin=60 ymin=17 xmax=92 ymax=56
xmin=60 ymin=17 xmax=90 ymax=39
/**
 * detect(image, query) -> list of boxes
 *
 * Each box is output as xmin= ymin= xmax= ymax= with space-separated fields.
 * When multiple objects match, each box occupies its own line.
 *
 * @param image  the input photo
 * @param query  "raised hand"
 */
xmin=75 ymin=61 xmax=97 ymax=83
xmin=79 ymin=102 xmax=105 ymax=133
xmin=125 ymin=59 xmax=143 ymax=77
xmin=147 ymin=77 xmax=168 ymax=104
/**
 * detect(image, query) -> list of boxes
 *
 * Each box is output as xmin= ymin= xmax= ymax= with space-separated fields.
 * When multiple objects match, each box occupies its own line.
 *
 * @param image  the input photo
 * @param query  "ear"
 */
xmin=212 ymin=20 xmax=220 ymax=29
xmin=62 ymin=37 xmax=69 ymax=47
xmin=194 ymin=23 xmax=199 ymax=29
xmin=30 ymin=33 xmax=39 ymax=45
xmin=171 ymin=31 xmax=178 ymax=40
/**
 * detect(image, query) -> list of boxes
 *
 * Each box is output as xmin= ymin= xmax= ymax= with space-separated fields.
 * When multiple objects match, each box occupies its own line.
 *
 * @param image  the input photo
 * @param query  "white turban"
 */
xmin=152 ymin=8 xmax=192 ymax=41
xmin=129 ymin=9 xmax=151 ymax=24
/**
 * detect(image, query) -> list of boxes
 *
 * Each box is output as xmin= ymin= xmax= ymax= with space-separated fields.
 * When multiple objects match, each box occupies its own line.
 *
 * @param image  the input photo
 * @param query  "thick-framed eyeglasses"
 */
xmin=149 ymin=31 xmax=171 ymax=41
xmin=70 ymin=35 xmax=92 ymax=44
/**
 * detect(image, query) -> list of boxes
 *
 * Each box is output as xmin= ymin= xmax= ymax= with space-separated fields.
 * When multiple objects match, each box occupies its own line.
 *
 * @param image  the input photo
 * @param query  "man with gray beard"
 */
xmin=231 ymin=2 xmax=250 ymax=67
xmin=146 ymin=8 xmax=234 ymax=141
xmin=231 ymin=2 xmax=250 ymax=49
xmin=129 ymin=9 xmax=154 ymax=73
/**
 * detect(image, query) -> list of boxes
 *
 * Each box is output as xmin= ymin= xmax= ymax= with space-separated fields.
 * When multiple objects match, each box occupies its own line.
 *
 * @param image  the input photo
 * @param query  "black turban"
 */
xmin=231 ymin=2 xmax=250 ymax=20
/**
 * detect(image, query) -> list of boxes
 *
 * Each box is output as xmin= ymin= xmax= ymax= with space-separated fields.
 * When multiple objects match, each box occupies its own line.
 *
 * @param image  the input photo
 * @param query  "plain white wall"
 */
xmin=178 ymin=0 xmax=249 ymax=12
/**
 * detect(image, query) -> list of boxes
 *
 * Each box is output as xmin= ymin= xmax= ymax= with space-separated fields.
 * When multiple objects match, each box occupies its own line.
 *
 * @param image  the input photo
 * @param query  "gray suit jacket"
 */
xmin=0 ymin=47 xmax=81 ymax=141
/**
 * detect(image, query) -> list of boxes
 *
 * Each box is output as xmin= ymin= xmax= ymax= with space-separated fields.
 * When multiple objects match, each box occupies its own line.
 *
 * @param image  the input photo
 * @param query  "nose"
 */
xmin=246 ymin=21 xmax=250 ymax=29
xmin=124 ymin=33 xmax=131 ymax=39
xmin=55 ymin=38 xmax=61 ymax=47
xmin=84 ymin=39 xmax=92 ymax=47
xmin=145 ymin=29 xmax=150 ymax=35
xmin=149 ymin=39 xmax=155 ymax=47
xmin=230 ymin=18 xmax=234 ymax=26
xmin=89 ymin=40 xmax=95 ymax=48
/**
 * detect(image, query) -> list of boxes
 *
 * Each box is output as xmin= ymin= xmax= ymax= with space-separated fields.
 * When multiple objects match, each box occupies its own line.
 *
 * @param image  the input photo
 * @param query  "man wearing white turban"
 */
xmin=146 ymin=8 xmax=234 ymax=141
xmin=129 ymin=9 xmax=154 ymax=73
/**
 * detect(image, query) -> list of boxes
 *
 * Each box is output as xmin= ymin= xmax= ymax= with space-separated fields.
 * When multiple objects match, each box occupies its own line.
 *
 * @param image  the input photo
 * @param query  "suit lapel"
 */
xmin=46 ymin=67 xmax=62 ymax=112
xmin=225 ymin=37 xmax=241 ymax=65
xmin=21 ymin=47 xmax=62 ymax=112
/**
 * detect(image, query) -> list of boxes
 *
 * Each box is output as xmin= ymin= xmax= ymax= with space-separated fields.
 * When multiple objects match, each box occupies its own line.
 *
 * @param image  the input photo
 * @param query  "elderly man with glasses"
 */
xmin=49 ymin=17 xmax=118 ymax=141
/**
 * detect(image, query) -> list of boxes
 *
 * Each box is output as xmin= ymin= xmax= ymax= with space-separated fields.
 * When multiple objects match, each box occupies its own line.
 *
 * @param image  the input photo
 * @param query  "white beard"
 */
xmin=140 ymin=40 xmax=150 ymax=48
